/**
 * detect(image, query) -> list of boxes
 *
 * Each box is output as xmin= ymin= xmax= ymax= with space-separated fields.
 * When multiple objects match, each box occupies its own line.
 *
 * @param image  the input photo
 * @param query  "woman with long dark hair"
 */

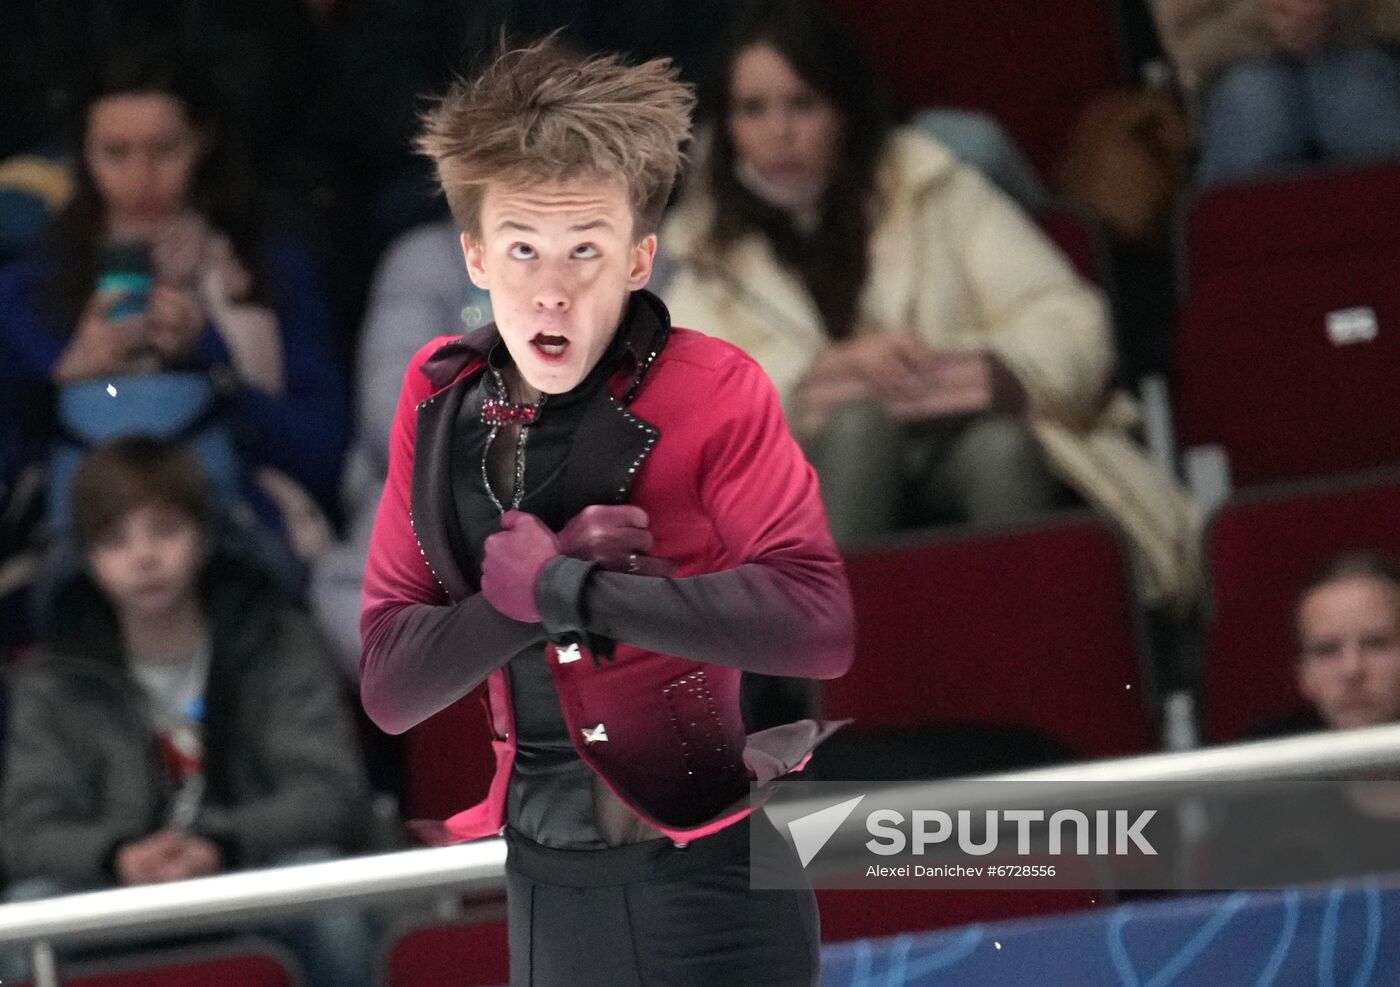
xmin=0 ymin=42 xmax=348 ymax=558
xmin=661 ymin=0 xmax=1198 ymax=610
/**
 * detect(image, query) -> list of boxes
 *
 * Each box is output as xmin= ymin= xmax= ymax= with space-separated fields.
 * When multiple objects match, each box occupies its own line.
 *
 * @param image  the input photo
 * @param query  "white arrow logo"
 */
xmin=786 ymin=795 xmax=866 ymax=867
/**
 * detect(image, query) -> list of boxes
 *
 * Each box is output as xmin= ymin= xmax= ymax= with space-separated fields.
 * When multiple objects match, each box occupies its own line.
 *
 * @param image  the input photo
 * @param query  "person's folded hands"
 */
xmin=481 ymin=510 xmax=563 ymax=623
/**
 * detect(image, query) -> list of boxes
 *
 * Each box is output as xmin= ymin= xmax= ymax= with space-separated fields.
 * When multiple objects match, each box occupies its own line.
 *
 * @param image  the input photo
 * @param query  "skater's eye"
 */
xmin=508 ymin=243 xmax=537 ymax=260
xmin=571 ymin=243 xmax=600 ymax=259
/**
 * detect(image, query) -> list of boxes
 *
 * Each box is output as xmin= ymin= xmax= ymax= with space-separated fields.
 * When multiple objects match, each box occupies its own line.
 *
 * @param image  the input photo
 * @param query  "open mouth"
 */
xmin=532 ymin=333 xmax=570 ymax=358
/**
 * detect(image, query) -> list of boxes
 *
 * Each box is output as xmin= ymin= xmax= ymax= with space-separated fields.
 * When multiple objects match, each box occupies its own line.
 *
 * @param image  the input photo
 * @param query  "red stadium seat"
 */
xmin=825 ymin=0 xmax=1124 ymax=175
xmin=17 ymin=939 xmax=297 ymax=987
xmin=384 ymin=916 xmax=509 ymax=987
xmin=826 ymin=514 xmax=1157 ymax=760
xmin=1201 ymin=471 xmax=1400 ymax=742
xmin=819 ymin=516 xmax=1142 ymax=938
xmin=1176 ymin=164 xmax=1400 ymax=486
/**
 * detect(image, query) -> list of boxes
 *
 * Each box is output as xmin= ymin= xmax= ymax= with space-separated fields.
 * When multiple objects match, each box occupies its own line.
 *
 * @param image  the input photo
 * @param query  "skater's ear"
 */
xmin=462 ymin=232 xmax=490 ymax=290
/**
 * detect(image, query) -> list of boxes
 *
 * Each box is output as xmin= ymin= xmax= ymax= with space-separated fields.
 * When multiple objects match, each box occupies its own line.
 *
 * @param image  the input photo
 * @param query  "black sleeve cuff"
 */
xmin=536 ymin=555 xmax=599 ymax=641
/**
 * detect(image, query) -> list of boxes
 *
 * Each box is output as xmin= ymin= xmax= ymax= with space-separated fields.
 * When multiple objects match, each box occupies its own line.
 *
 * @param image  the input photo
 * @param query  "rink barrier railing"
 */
xmin=7 ymin=721 xmax=1400 ymax=985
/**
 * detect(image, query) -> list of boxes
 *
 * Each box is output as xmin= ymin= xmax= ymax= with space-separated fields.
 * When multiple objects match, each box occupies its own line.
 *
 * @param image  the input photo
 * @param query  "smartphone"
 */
xmin=96 ymin=240 xmax=153 ymax=321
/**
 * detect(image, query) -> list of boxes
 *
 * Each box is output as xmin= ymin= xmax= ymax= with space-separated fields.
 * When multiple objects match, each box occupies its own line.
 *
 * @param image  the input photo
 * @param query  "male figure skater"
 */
xmin=360 ymin=39 xmax=854 ymax=986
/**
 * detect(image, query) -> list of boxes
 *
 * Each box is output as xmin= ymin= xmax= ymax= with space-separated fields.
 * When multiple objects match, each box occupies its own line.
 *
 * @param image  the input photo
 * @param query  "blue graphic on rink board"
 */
xmin=819 ymin=879 xmax=1395 ymax=986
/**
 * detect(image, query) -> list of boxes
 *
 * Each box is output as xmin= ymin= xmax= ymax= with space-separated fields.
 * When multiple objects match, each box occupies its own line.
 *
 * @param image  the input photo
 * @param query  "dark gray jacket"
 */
xmin=1 ymin=554 xmax=368 ymax=886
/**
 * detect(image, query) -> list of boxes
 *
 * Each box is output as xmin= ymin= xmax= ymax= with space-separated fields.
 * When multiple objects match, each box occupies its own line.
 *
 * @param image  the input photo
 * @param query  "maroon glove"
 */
xmin=480 ymin=511 xmax=562 ymax=623
xmin=559 ymin=504 xmax=679 ymax=576
xmin=559 ymin=505 xmax=652 ymax=567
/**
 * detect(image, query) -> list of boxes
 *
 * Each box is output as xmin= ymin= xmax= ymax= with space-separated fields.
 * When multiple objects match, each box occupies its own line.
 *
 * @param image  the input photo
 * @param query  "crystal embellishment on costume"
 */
xmin=480 ymin=366 xmax=546 ymax=514
xmin=582 ymin=723 xmax=609 ymax=744
xmin=480 ymin=397 xmax=540 ymax=426
xmin=557 ymin=642 xmax=582 ymax=664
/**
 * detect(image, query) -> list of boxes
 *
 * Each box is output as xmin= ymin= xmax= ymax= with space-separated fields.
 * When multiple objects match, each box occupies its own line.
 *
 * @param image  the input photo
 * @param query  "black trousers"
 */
xmin=504 ymin=814 xmax=820 ymax=987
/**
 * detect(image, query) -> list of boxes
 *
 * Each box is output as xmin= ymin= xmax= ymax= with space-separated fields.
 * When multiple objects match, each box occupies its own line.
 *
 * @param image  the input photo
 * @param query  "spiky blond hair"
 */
xmin=417 ymin=38 xmax=695 ymax=238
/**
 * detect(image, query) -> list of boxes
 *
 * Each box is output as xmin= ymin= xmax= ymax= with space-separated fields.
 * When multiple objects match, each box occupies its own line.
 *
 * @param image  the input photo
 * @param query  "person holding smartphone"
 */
xmin=0 ymin=41 xmax=350 ymax=563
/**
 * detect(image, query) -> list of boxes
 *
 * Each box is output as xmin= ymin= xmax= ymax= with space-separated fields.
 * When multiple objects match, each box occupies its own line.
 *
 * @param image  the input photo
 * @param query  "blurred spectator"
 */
xmin=310 ymin=220 xmax=490 ymax=675
xmin=1243 ymin=551 xmax=1400 ymax=735
xmin=1202 ymin=552 xmax=1400 ymax=888
xmin=1151 ymin=0 xmax=1400 ymax=186
xmin=661 ymin=0 xmax=1199 ymax=610
xmin=1294 ymin=552 xmax=1400 ymax=731
xmin=0 ymin=44 xmax=349 ymax=569
xmin=1 ymin=437 xmax=373 ymax=987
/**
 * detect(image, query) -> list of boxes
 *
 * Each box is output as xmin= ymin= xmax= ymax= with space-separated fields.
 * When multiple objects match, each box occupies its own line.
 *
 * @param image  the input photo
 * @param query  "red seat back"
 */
xmin=1202 ymin=473 xmax=1400 ymax=742
xmin=19 ymin=941 xmax=297 ymax=987
xmin=827 ymin=516 xmax=1156 ymax=759
xmin=826 ymin=0 xmax=1123 ymax=175
xmin=385 ymin=917 xmax=509 ymax=987
xmin=1176 ymin=164 xmax=1400 ymax=485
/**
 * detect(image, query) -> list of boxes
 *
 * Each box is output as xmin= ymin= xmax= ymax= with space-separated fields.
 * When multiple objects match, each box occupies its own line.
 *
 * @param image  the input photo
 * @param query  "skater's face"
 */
xmin=463 ymin=177 xmax=656 ymax=400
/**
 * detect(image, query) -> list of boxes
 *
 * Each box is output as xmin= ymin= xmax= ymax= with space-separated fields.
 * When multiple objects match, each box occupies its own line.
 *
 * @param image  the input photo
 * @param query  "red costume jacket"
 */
xmin=360 ymin=294 xmax=854 ymax=843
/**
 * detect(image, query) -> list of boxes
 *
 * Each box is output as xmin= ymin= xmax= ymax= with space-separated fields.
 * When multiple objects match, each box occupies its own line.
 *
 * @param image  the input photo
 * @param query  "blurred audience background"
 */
xmin=3 ymin=0 xmax=1400 ymax=981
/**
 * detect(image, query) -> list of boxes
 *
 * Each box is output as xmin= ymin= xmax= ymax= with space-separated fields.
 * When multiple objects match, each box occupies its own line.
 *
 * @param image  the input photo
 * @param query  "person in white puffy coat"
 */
xmin=660 ymin=2 xmax=1199 ymax=610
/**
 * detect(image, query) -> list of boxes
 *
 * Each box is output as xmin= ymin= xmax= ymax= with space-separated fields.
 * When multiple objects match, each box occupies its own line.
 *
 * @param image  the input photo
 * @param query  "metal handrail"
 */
xmin=0 ymin=840 xmax=507 ymax=950
xmin=782 ymin=718 xmax=1400 ymax=819
xmin=0 ymin=840 xmax=507 ymax=987
xmin=3 ymin=722 xmax=1400 ymax=983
